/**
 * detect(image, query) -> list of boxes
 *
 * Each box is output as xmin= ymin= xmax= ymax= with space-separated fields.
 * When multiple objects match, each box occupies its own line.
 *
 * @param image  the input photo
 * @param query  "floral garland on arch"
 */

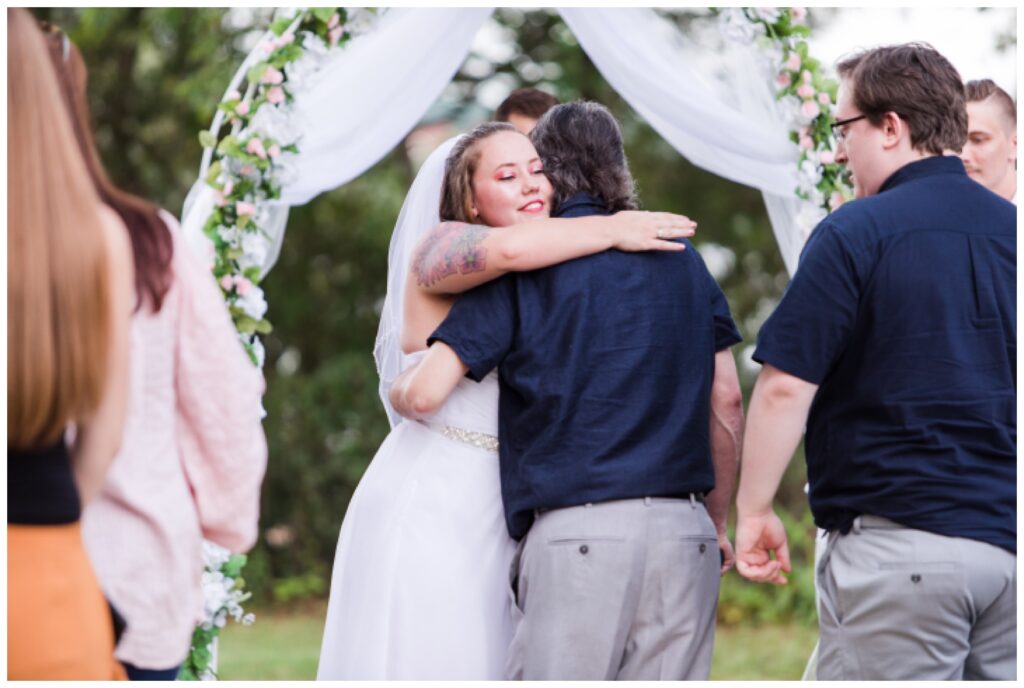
xmin=197 ymin=6 xmax=379 ymax=369
xmin=181 ymin=7 xmax=380 ymax=681
xmin=718 ymin=7 xmax=854 ymax=240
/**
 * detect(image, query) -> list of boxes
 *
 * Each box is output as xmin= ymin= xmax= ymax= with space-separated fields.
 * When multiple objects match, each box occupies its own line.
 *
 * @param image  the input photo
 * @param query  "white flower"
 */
xmin=249 ymin=104 xmax=297 ymax=146
xmin=754 ymin=7 xmax=782 ymax=23
xmin=797 ymin=203 xmax=827 ymax=239
xmin=242 ymin=613 xmax=256 ymax=626
xmin=218 ymin=225 xmax=242 ymax=247
xmin=238 ymin=284 xmax=268 ymax=320
xmin=799 ymin=158 xmax=823 ymax=186
xmin=203 ymin=541 xmax=232 ymax=569
xmin=345 ymin=8 xmax=378 ymax=36
xmin=718 ymin=9 xmax=759 ymax=44
xmin=238 ymin=231 xmax=270 ymax=272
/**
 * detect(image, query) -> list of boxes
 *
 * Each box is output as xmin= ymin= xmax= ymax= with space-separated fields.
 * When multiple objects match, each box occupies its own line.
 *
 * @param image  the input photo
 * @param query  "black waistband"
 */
xmin=8 ymin=442 xmax=81 ymax=525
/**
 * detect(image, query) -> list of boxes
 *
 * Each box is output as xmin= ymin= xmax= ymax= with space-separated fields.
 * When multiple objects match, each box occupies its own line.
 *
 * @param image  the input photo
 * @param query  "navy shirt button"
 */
xmin=579 ymin=545 xmax=589 ymax=555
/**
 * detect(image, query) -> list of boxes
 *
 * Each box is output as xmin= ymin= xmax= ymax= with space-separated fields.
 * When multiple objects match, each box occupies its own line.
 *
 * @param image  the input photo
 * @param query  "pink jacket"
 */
xmin=81 ymin=211 xmax=267 ymax=669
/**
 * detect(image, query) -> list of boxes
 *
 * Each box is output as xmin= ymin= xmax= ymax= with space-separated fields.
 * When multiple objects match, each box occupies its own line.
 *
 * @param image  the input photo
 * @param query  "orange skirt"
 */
xmin=7 ymin=523 xmax=125 ymax=680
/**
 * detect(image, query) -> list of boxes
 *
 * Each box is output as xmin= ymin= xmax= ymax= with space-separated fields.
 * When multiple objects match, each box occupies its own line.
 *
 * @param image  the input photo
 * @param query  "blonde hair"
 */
xmin=8 ymin=8 xmax=112 ymax=449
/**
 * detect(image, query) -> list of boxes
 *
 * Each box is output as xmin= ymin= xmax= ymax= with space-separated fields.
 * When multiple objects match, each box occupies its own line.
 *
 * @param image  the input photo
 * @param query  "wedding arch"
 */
xmin=178 ymin=7 xmax=848 ymax=677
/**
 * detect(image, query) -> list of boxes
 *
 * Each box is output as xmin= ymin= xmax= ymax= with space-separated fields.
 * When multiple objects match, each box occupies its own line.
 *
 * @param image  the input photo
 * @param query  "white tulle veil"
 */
xmin=373 ymin=135 xmax=461 ymax=428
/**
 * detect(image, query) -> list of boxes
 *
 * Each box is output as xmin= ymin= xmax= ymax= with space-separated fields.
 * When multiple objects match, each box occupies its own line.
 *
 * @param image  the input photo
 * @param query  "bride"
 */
xmin=316 ymin=121 xmax=694 ymax=680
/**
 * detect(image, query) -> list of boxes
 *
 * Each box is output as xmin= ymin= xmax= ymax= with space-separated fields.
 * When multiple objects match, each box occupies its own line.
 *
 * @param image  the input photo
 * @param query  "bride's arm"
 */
xmin=389 ymin=342 xmax=469 ymax=419
xmin=412 ymin=211 xmax=697 ymax=295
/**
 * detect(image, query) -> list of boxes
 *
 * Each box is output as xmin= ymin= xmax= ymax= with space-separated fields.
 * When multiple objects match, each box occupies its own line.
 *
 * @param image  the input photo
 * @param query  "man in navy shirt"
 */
xmin=391 ymin=102 xmax=744 ymax=679
xmin=735 ymin=44 xmax=1016 ymax=680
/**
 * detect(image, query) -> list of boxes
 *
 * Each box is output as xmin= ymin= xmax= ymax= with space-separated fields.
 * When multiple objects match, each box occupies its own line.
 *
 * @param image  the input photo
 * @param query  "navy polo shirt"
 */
xmin=431 ymin=193 xmax=742 ymax=540
xmin=754 ymin=156 xmax=1016 ymax=553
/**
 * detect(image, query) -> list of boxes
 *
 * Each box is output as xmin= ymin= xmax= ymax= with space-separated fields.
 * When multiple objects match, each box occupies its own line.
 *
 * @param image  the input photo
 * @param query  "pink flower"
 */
xmin=801 ymin=100 xmax=821 ymax=120
xmin=818 ymin=92 xmax=831 ymax=106
xmin=261 ymin=38 xmax=278 ymax=54
xmin=268 ymin=144 xmax=281 ymax=159
xmin=240 ymin=165 xmax=253 ymax=176
xmin=328 ymin=26 xmax=344 ymax=46
xmin=236 ymin=201 xmax=256 ymax=218
xmin=235 ymin=101 xmax=250 ymax=116
xmin=797 ymin=83 xmax=815 ymax=99
xmin=233 ymin=275 xmax=254 ymax=295
xmin=775 ymin=72 xmax=792 ymax=89
xmin=785 ymin=53 xmax=801 ymax=72
xmin=220 ymin=275 xmax=235 ymax=291
xmin=328 ymin=13 xmax=340 ymax=29
xmin=262 ymin=66 xmax=284 ymax=85
xmin=791 ymin=7 xmax=808 ymax=23
xmin=829 ymin=191 xmax=845 ymax=209
xmin=225 ymin=90 xmax=241 ymax=102
xmin=246 ymin=138 xmax=267 ymax=159
xmin=266 ymin=86 xmax=286 ymax=105
xmin=819 ymin=150 xmax=836 ymax=165
xmin=214 ymin=189 xmax=227 ymax=207
xmin=799 ymin=136 xmax=814 ymax=150
xmin=280 ymin=31 xmax=295 ymax=45
xmin=802 ymin=70 xmax=813 ymax=84
xmin=222 ymin=179 xmax=234 ymax=196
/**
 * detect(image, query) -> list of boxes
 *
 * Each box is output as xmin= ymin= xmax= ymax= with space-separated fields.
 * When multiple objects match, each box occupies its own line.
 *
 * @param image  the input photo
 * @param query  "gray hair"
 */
xmin=529 ymin=101 xmax=638 ymax=212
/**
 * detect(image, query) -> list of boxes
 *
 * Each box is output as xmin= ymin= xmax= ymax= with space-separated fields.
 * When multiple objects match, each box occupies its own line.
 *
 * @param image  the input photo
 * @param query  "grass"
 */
xmin=218 ymin=601 xmax=818 ymax=681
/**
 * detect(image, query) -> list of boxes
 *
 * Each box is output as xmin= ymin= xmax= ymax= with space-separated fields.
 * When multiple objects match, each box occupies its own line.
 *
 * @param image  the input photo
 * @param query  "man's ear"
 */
xmin=881 ymin=111 xmax=906 ymax=151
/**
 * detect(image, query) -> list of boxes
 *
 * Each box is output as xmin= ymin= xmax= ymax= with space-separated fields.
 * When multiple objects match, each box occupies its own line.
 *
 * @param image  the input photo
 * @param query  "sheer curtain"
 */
xmin=182 ymin=7 xmax=805 ymax=274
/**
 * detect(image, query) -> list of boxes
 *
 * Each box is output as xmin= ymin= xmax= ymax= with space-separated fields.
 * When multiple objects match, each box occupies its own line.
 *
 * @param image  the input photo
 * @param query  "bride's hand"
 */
xmin=608 ymin=211 xmax=697 ymax=252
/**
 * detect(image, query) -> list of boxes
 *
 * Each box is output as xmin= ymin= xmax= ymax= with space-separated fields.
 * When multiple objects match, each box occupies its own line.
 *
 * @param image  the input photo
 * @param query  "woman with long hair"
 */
xmin=40 ymin=20 xmax=268 ymax=681
xmin=318 ymin=122 xmax=696 ymax=679
xmin=7 ymin=7 xmax=134 ymax=679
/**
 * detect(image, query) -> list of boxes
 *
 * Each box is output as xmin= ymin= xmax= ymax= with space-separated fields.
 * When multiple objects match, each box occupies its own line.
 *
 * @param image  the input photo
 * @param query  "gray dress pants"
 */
xmin=505 ymin=497 xmax=720 ymax=680
xmin=817 ymin=515 xmax=1016 ymax=680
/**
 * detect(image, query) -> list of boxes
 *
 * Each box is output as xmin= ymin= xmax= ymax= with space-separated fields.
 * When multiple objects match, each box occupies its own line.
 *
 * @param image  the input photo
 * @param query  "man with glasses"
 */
xmin=735 ymin=43 xmax=1016 ymax=680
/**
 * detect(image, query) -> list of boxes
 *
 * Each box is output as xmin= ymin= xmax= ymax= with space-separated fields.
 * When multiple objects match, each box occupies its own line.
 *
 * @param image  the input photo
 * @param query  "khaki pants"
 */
xmin=817 ymin=515 xmax=1016 ymax=680
xmin=506 ymin=497 xmax=720 ymax=680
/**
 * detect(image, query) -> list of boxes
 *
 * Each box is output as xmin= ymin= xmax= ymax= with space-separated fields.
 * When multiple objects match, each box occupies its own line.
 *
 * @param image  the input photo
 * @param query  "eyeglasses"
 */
xmin=830 ymin=114 xmax=867 ymax=142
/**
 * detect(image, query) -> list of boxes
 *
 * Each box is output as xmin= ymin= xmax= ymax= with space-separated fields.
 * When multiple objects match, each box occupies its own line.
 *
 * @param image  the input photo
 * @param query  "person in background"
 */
xmin=961 ymin=79 xmax=1016 ymax=203
xmin=41 ymin=20 xmax=269 ymax=682
xmin=495 ymin=87 xmax=559 ymax=135
xmin=8 ymin=7 xmax=134 ymax=679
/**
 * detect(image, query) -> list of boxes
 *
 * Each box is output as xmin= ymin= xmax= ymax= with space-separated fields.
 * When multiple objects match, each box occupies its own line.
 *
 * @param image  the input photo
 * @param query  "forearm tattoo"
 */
xmin=412 ymin=222 xmax=490 ymax=287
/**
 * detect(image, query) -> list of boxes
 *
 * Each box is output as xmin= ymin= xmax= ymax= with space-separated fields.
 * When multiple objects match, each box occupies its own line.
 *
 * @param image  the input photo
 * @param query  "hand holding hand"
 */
xmin=735 ymin=510 xmax=791 ymax=585
xmin=609 ymin=211 xmax=696 ymax=252
xmin=716 ymin=529 xmax=736 ymax=576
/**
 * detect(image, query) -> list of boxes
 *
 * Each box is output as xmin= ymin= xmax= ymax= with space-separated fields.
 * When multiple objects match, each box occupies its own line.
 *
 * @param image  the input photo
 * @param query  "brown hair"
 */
xmin=41 ymin=21 xmax=173 ymax=312
xmin=837 ymin=43 xmax=967 ymax=155
xmin=440 ymin=121 xmax=518 ymax=223
xmin=530 ymin=101 xmax=638 ymax=212
xmin=965 ymin=78 xmax=1017 ymax=129
xmin=8 ymin=8 xmax=112 ymax=449
xmin=495 ymin=88 xmax=559 ymax=123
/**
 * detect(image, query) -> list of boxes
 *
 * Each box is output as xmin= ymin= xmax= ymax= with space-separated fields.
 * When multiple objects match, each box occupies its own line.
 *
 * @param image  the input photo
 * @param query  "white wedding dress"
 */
xmin=316 ymin=352 xmax=516 ymax=680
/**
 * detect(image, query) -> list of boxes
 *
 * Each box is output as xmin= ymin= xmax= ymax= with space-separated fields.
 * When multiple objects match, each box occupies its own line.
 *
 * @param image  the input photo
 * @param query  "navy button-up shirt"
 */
xmin=754 ymin=156 xmax=1017 ymax=553
xmin=431 ymin=193 xmax=742 ymax=540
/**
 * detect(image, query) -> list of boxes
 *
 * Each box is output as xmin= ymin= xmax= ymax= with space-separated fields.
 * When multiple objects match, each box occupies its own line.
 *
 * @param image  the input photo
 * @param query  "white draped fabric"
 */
xmin=182 ymin=7 xmax=808 ymax=282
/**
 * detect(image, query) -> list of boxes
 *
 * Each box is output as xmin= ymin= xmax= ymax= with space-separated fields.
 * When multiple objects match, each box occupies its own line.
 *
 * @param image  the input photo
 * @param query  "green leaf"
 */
xmin=247 ymin=61 xmax=270 ymax=84
xmin=198 ymin=130 xmax=218 ymax=149
xmin=243 ymin=266 xmax=262 ymax=282
xmin=205 ymin=160 xmax=223 ymax=186
xmin=311 ymin=7 xmax=336 ymax=23
xmin=270 ymin=16 xmax=292 ymax=36
xmin=255 ymin=319 xmax=273 ymax=335
xmin=234 ymin=315 xmax=259 ymax=335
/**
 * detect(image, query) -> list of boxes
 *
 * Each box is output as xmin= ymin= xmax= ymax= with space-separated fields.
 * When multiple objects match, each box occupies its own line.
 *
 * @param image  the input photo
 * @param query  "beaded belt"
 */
xmin=424 ymin=422 xmax=499 ymax=452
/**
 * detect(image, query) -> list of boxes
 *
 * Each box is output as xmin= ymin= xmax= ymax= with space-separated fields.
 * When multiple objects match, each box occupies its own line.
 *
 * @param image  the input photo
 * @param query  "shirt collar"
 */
xmin=553 ymin=192 xmax=608 ymax=217
xmin=878 ymin=155 xmax=967 ymax=194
